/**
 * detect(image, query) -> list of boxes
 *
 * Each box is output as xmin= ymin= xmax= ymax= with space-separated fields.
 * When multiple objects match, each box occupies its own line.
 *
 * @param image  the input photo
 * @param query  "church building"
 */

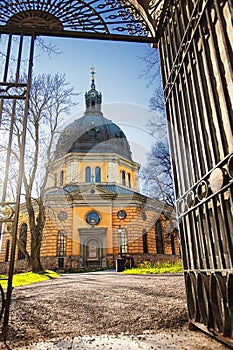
xmin=0 ymin=71 xmax=179 ymax=272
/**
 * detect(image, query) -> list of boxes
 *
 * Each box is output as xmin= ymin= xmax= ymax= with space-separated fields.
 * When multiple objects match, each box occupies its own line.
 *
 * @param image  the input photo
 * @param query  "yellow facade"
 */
xmin=0 ymin=77 xmax=179 ymax=272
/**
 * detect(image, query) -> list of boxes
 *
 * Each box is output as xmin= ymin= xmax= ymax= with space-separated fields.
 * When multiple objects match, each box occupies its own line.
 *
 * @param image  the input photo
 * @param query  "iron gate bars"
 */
xmin=159 ymin=0 xmax=233 ymax=346
xmin=0 ymin=33 xmax=35 ymax=341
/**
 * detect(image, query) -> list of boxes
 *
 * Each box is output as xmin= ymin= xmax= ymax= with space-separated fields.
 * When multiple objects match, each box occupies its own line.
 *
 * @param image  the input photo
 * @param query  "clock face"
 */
xmin=58 ymin=211 xmax=68 ymax=221
xmin=117 ymin=210 xmax=127 ymax=220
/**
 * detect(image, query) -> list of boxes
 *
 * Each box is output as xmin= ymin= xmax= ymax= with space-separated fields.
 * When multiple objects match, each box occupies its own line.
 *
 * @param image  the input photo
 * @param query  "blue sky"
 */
xmin=33 ymin=37 xmax=162 ymax=166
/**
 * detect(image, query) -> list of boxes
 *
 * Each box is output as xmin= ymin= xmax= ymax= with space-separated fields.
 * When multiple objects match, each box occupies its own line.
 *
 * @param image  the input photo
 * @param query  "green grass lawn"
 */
xmin=0 ymin=270 xmax=59 ymax=290
xmin=123 ymin=260 xmax=183 ymax=274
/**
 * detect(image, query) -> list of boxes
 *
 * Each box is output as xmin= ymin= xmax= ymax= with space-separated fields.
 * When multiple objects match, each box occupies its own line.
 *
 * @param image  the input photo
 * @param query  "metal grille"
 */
xmin=159 ymin=0 xmax=233 ymax=345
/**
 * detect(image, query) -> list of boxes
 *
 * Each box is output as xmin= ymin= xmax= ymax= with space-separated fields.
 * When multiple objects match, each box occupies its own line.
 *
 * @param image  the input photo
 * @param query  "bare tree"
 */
xmin=140 ymin=46 xmax=175 ymax=207
xmin=140 ymin=141 xmax=175 ymax=207
xmin=1 ymin=73 xmax=77 ymax=271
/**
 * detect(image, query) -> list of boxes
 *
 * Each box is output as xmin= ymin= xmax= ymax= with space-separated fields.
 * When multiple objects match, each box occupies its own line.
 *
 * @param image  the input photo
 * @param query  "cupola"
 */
xmin=55 ymin=69 xmax=132 ymax=161
xmin=84 ymin=68 xmax=102 ymax=115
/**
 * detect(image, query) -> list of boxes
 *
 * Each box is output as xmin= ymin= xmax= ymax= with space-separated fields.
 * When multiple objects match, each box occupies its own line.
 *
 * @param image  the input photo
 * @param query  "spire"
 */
xmin=85 ymin=68 xmax=102 ymax=115
xmin=91 ymin=67 xmax=96 ymax=90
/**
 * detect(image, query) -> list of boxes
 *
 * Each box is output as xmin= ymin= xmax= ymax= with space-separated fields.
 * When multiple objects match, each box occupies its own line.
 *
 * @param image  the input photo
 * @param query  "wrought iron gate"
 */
xmin=0 ymin=0 xmax=232 ymax=347
xmin=159 ymin=0 xmax=233 ymax=346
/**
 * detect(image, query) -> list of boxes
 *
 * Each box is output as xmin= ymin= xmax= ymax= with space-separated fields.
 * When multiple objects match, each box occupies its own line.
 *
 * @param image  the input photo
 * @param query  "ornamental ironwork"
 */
xmin=0 ymin=0 xmax=151 ymax=38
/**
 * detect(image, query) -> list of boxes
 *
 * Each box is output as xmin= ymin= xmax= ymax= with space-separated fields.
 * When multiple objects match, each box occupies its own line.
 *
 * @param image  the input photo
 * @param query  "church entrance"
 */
xmin=86 ymin=239 xmax=99 ymax=260
xmin=86 ymin=239 xmax=100 ymax=267
xmin=78 ymin=228 xmax=107 ymax=269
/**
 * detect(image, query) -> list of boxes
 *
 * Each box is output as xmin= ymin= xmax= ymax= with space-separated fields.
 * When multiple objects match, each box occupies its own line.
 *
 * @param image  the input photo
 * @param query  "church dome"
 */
xmin=55 ymin=70 xmax=132 ymax=161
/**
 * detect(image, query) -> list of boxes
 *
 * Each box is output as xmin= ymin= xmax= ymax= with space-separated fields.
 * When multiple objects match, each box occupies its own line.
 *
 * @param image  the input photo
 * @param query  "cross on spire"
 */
xmin=91 ymin=67 xmax=96 ymax=90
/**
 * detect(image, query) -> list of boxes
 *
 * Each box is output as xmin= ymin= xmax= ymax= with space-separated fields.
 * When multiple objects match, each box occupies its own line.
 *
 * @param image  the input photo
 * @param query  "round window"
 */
xmin=58 ymin=211 xmax=68 ymax=221
xmin=117 ymin=210 xmax=127 ymax=220
xmin=86 ymin=211 xmax=101 ymax=225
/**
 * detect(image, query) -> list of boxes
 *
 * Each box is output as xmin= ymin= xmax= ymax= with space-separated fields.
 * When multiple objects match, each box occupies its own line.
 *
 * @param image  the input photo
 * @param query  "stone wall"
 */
xmin=0 ymin=252 xmax=181 ymax=274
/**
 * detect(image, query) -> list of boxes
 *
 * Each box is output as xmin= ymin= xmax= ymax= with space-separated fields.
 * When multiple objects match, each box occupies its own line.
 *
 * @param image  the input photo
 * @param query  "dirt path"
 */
xmin=0 ymin=271 xmax=228 ymax=349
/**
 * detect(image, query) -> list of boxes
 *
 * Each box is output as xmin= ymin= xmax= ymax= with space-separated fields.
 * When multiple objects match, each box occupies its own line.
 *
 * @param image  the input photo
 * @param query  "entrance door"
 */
xmin=86 ymin=239 xmax=100 ymax=266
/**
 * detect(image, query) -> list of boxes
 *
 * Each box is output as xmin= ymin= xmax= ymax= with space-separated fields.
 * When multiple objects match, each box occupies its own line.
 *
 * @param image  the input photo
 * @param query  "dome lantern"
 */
xmin=84 ymin=68 xmax=102 ymax=115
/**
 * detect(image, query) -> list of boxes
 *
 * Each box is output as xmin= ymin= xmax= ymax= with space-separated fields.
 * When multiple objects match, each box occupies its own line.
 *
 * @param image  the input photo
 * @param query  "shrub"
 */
xmin=123 ymin=260 xmax=183 ymax=274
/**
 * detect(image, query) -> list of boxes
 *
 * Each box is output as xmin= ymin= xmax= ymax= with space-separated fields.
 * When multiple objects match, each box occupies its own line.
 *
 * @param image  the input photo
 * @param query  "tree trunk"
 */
xmin=30 ymin=223 xmax=44 ymax=272
xmin=24 ymin=194 xmax=45 ymax=272
xmin=30 ymin=253 xmax=43 ymax=272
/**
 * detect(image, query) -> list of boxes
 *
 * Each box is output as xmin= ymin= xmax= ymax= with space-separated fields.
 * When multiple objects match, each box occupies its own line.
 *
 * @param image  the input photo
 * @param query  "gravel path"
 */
xmin=0 ymin=271 xmax=228 ymax=349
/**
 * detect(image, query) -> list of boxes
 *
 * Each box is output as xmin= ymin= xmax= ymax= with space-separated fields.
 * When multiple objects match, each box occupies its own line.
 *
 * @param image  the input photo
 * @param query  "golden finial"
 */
xmin=91 ymin=67 xmax=95 ymax=82
xmin=90 ymin=67 xmax=96 ymax=90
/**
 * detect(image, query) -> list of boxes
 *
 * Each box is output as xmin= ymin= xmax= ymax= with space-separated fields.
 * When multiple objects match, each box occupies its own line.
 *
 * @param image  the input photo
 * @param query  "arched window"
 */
xmin=57 ymin=230 xmax=67 ymax=257
xmin=171 ymin=234 xmax=176 ymax=255
xmin=128 ymin=173 xmax=131 ymax=188
xmin=85 ymin=166 xmax=91 ymax=182
xmin=155 ymin=220 xmax=164 ymax=254
xmin=142 ymin=229 xmax=148 ymax=253
xmin=60 ymin=170 xmax=64 ymax=186
xmin=122 ymin=170 xmax=126 ymax=186
xmin=18 ymin=223 xmax=27 ymax=260
xmin=5 ymin=240 xmax=10 ymax=262
xmin=95 ymin=166 xmax=101 ymax=182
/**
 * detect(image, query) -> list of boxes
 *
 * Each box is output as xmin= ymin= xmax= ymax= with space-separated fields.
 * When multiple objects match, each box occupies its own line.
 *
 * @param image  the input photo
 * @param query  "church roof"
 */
xmin=55 ymin=69 xmax=132 ymax=161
